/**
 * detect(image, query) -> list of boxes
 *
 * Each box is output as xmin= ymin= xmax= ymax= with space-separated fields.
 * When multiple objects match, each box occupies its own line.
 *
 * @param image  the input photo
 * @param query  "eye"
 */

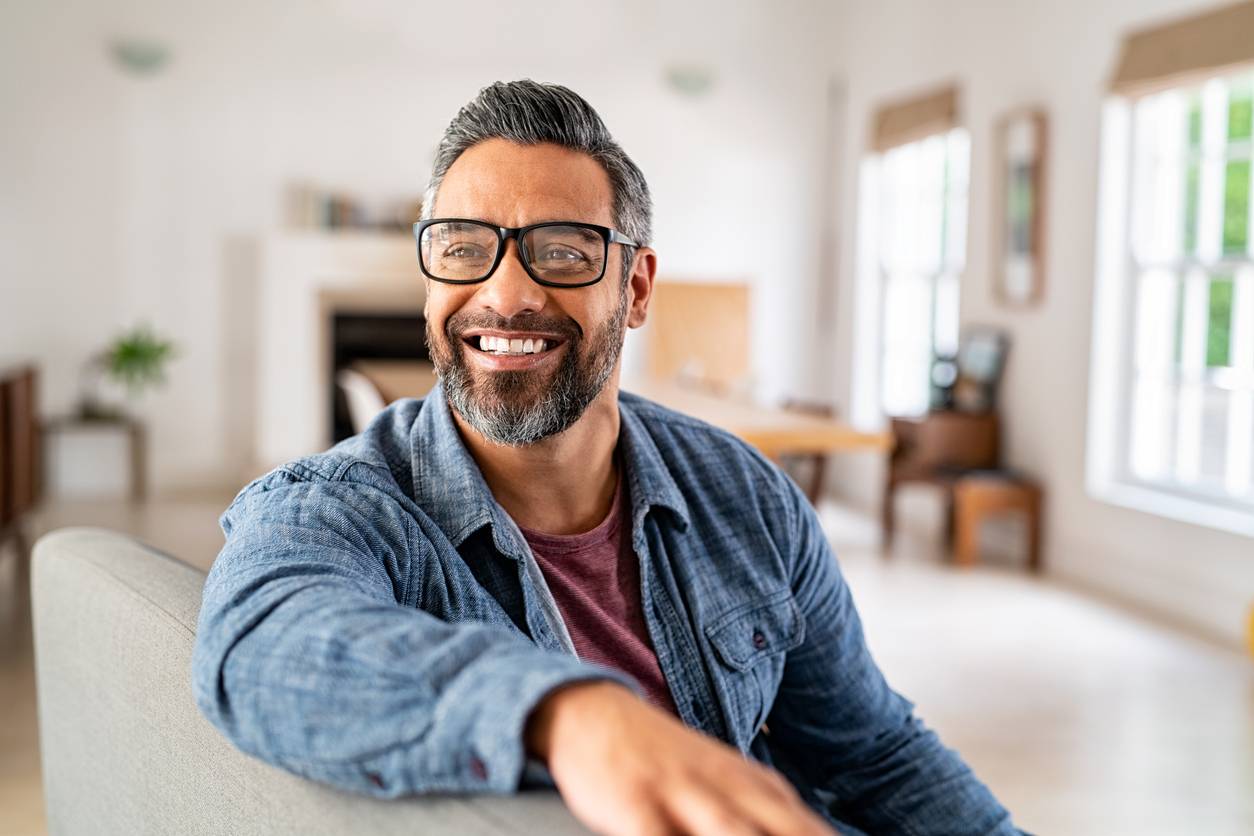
xmin=538 ymin=245 xmax=591 ymax=263
xmin=443 ymin=242 xmax=490 ymax=259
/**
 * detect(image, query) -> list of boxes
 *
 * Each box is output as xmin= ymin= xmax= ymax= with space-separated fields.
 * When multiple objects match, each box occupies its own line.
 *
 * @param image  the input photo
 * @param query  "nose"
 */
xmin=472 ymin=240 xmax=546 ymax=319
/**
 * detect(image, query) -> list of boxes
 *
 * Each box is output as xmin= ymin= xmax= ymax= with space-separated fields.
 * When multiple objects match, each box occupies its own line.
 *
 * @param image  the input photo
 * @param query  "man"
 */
xmin=193 ymin=80 xmax=1020 ymax=835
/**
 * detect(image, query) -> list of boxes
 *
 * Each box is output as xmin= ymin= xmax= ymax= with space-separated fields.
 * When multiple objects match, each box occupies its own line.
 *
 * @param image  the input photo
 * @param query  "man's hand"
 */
xmin=525 ymin=681 xmax=837 ymax=836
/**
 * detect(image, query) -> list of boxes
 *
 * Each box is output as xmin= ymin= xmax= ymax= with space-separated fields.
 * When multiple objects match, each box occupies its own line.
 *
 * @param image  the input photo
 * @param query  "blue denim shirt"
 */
xmin=192 ymin=385 xmax=1019 ymax=834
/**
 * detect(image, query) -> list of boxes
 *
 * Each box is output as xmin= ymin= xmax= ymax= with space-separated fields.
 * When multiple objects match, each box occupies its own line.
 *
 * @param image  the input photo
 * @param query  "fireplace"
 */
xmin=329 ymin=310 xmax=428 ymax=441
xmin=250 ymin=231 xmax=424 ymax=476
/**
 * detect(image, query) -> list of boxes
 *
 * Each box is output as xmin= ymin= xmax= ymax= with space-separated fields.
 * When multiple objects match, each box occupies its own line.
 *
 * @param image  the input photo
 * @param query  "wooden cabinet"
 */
xmin=1 ymin=363 xmax=40 ymax=558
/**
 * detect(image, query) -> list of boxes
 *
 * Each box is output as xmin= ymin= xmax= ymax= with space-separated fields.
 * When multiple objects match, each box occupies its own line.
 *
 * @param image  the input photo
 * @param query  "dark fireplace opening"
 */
xmin=330 ymin=310 xmax=429 ymax=442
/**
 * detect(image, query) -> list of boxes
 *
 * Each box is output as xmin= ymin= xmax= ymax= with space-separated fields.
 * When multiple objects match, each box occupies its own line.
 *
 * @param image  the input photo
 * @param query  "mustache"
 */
xmin=444 ymin=311 xmax=583 ymax=342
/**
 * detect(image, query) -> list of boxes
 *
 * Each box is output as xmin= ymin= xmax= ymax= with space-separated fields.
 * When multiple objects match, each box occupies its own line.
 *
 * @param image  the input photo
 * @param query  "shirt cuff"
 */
xmin=462 ymin=654 xmax=642 ymax=793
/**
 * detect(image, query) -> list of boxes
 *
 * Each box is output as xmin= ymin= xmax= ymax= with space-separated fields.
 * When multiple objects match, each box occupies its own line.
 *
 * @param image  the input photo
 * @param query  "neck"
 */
xmin=452 ymin=372 xmax=623 ymax=536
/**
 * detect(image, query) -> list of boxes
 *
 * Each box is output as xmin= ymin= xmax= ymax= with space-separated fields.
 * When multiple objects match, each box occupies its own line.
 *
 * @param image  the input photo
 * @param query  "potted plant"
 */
xmin=79 ymin=324 xmax=177 ymax=420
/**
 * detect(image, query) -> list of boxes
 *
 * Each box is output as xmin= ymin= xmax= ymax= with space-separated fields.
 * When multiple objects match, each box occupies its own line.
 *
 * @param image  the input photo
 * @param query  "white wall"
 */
xmin=0 ymin=1 xmax=128 ymax=426
xmin=825 ymin=0 xmax=1254 ymax=648
xmin=0 ymin=0 xmax=839 ymax=491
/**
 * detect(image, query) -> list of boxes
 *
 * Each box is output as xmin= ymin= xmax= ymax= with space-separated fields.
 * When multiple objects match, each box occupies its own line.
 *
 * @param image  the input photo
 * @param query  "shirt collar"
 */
xmin=410 ymin=382 xmax=691 ymax=552
xmin=617 ymin=391 xmax=691 ymax=533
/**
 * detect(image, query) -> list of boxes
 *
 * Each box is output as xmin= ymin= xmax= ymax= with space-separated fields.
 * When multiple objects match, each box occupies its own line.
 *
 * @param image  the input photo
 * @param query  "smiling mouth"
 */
xmin=462 ymin=334 xmax=566 ymax=357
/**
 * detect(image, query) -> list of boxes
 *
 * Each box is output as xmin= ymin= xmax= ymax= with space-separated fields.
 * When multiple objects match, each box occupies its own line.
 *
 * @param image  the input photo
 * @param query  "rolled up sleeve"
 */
xmin=191 ymin=474 xmax=633 ymax=797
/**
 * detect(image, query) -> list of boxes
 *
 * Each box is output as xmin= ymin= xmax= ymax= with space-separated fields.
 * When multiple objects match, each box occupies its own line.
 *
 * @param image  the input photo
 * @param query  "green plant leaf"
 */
xmin=103 ymin=324 xmax=176 ymax=396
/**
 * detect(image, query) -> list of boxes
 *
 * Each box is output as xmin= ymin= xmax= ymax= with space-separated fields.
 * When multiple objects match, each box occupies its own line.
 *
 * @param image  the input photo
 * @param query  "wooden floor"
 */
xmin=1 ymin=494 xmax=1251 ymax=835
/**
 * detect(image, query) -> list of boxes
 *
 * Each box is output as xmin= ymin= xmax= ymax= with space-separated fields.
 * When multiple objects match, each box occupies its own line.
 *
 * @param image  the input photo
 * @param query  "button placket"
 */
xmin=635 ymin=525 xmax=728 ymax=741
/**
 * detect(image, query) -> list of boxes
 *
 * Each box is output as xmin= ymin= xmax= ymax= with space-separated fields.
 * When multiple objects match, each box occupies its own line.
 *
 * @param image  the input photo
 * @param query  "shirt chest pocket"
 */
xmin=703 ymin=591 xmax=806 ymax=750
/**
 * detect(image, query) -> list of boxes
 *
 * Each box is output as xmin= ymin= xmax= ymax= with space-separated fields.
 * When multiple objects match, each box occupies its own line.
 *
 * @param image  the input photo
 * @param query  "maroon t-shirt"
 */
xmin=517 ymin=476 xmax=679 ymax=716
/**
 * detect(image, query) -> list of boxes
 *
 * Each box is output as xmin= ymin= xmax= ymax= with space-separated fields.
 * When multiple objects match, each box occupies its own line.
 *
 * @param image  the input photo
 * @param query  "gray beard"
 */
xmin=428 ymin=287 xmax=628 ymax=447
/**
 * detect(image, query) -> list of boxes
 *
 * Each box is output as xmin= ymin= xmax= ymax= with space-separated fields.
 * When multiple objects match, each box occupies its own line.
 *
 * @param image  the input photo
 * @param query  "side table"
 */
xmin=42 ymin=415 xmax=147 ymax=501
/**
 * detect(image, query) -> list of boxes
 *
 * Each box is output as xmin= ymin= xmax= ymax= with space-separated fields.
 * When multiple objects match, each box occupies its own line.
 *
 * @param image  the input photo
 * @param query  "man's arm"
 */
xmin=523 ymin=680 xmax=836 ymax=836
xmin=765 ymin=477 xmax=1019 ymax=834
xmin=191 ymin=474 xmax=630 ymax=797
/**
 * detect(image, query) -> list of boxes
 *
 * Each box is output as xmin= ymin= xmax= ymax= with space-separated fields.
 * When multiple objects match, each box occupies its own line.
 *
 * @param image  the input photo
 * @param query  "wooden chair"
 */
xmin=953 ymin=474 xmax=1043 ymax=572
xmin=881 ymin=410 xmax=999 ymax=552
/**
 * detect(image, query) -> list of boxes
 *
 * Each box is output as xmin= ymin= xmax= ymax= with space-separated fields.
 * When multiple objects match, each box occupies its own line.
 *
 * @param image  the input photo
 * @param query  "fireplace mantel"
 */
xmin=254 ymin=231 xmax=423 ymax=472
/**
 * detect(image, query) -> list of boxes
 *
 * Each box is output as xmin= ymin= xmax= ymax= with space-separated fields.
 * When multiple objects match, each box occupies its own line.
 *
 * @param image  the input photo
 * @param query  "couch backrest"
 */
xmin=31 ymin=527 xmax=585 ymax=836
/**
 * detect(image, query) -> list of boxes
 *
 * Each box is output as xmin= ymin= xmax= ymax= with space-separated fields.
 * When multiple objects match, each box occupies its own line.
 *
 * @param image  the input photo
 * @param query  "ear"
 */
xmin=625 ymin=247 xmax=658 ymax=329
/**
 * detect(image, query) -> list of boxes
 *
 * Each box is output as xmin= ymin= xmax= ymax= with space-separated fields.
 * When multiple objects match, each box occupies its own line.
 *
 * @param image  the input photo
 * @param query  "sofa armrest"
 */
xmin=31 ymin=527 xmax=586 ymax=836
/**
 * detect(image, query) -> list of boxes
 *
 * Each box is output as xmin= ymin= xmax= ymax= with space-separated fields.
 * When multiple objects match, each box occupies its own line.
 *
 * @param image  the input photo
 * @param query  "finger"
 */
xmin=663 ymin=781 xmax=763 ymax=836
xmin=624 ymin=809 xmax=683 ymax=836
xmin=715 ymin=769 xmax=835 ymax=836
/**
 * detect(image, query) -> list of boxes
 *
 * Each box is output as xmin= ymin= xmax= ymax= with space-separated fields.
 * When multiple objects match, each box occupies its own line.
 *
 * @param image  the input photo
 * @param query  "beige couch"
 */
xmin=31 ymin=527 xmax=587 ymax=835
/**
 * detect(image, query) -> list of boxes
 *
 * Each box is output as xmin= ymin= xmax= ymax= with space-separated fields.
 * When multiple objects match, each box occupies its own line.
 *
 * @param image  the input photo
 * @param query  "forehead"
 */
xmin=432 ymin=138 xmax=615 ymax=228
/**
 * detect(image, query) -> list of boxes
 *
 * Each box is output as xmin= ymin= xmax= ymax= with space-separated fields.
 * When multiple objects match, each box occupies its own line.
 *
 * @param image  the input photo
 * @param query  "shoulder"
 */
xmin=618 ymin=391 xmax=799 ymax=525
xmin=223 ymin=398 xmax=428 ymax=527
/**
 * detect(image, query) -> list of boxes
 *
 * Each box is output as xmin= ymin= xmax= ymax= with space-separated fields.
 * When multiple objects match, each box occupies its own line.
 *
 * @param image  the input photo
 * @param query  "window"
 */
xmin=853 ymin=128 xmax=970 ymax=424
xmin=1090 ymin=67 xmax=1254 ymax=533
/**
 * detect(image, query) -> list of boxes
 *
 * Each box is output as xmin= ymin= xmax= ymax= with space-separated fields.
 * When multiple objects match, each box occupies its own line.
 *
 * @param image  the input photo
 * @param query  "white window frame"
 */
xmin=852 ymin=128 xmax=970 ymax=429
xmin=1088 ymin=70 xmax=1254 ymax=537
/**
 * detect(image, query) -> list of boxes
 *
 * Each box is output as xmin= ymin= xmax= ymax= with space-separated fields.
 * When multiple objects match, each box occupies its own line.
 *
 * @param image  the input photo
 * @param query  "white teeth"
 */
xmin=475 ymin=335 xmax=551 ymax=355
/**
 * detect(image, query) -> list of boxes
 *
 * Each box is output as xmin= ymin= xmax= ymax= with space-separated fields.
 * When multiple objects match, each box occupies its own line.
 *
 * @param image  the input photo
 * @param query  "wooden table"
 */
xmin=624 ymin=378 xmax=891 ymax=459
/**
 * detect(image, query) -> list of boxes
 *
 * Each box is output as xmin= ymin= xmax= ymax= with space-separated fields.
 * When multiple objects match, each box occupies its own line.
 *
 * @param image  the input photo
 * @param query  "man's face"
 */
xmin=424 ymin=139 xmax=651 ymax=446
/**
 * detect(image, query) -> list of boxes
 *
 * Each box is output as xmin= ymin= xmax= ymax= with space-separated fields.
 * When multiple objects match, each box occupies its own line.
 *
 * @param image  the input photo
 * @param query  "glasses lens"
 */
xmin=523 ymin=225 xmax=606 ymax=285
xmin=421 ymin=222 xmax=499 ymax=281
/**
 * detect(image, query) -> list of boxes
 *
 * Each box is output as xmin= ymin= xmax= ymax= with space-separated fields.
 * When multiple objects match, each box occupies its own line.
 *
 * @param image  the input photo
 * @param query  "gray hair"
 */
xmin=422 ymin=80 xmax=653 ymax=255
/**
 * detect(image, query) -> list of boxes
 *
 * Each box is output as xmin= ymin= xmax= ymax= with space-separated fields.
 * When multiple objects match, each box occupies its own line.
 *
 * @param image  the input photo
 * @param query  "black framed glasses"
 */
xmin=413 ymin=218 xmax=637 ymax=288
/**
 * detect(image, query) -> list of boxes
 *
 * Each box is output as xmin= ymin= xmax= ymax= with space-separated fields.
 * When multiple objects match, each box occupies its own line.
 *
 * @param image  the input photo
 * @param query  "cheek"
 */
xmin=424 ymin=289 xmax=468 ymax=334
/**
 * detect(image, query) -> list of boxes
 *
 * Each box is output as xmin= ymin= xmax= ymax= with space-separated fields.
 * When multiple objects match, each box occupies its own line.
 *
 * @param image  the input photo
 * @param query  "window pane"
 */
xmin=1227 ymin=389 xmax=1253 ymax=497
xmin=1180 ymin=269 xmax=1210 ymax=374
xmin=934 ymin=273 xmax=960 ymax=356
xmin=1134 ymin=269 xmax=1179 ymax=374
xmin=1176 ymin=381 xmax=1204 ymax=484
xmin=1199 ymin=386 xmax=1232 ymax=489
xmin=1175 ymin=385 xmax=1235 ymax=493
xmin=881 ymin=274 xmax=934 ymax=417
xmin=1130 ymin=377 xmax=1176 ymax=481
xmin=915 ymin=135 xmax=946 ymax=273
xmin=1198 ymin=79 xmax=1229 ymax=261
xmin=1187 ymin=94 xmax=1202 ymax=148
xmin=1132 ymin=92 xmax=1185 ymax=264
xmin=943 ymin=129 xmax=971 ymax=272
xmin=1183 ymin=160 xmax=1200 ymax=256
xmin=1173 ymin=274 xmax=1187 ymax=366
xmin=1207 ymin=275 xmax=1234 ymax=368
xmin=1223 ymin=159 xmax=1249 ymax=254
xmin=1228 ymin=84 xmax=1252 ymax=142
